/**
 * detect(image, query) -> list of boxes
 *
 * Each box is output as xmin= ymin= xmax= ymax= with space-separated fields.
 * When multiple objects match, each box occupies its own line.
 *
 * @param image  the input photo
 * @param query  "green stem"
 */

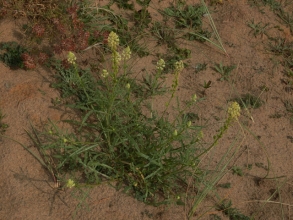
xmin=196 ymin=118 xmax=232 ymax=159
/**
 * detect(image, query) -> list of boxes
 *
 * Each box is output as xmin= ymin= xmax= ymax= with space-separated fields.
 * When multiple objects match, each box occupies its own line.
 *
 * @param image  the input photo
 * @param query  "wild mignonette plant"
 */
xmin=25 ymin=30 xmax=242 ymax=209
xmin=27 ymin=31 xmax=210 ymax=205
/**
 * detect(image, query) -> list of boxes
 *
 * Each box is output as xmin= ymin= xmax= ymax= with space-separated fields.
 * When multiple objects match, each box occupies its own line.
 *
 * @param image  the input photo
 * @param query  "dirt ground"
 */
xmin=0 ymin=0 xmax=293 ymax=219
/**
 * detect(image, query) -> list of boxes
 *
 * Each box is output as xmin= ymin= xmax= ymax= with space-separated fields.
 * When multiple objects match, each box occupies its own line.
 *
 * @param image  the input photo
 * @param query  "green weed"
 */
xmin=248 ymin=0 xmax=282 ymax=11
xmin=151 ymin=22 xmax=177 ymax=47
xmin=249 ymin=0 xmax=293 ymax=33
xmin=269 ymin=113 xmax=282 ymax=118
xmin=231 ymin=166 xmax=244 ymax=177
xmin=247 ymin=19 xmax=270 ymax=38
xmin=212 ymin=62 xmax=236 ymax=81
xmin=276 ymin=10 xmax=293 ymax=33
xmin=232 ymin=93 xmax=263 ymax=109
xmin=201 ymin=80 xmax=212 ymax=89
xmin=133 ymin=8 xmax=152 ymax=29
xmin=140 ymin=68 xmax=167 ymax=98
xmin=51 ymin=60 xmax=95 ymax=103
xmin=255 ymin=162 xmax=268 ymax=171
xmin=162 ymin=3 xmax=206 ymax=29
xmin=182 ymin=112 xmax=200 ymax=121
xmin=160 ymin=1 xmax=214 ymax=44
xmin=209 ymin=214 xmax=222 ymax=220
xmin=0 ymin=42 xmax=27 ymax=69
xmin=158 ymin=47 xmax=190 ymax=73
xmin=112 ymin=0 xmax=134 ymax=10
xmin=268 ymin=37 xmax=293 ymax=76
xmin=200 ymin=80 xmax=212 ymax=96
xmin=136 ymin=0 xmax=151 ymax=7
xmin=193 ymin=62 xmax=207 ymax=73
xmin=268 ymin=38 xmax=292 ymax=56
xmin=130 ymin=41 xmax=150 ymax=58
xmin=284 ymin=100 xmax=293 ymax=113
xmin=217 ymin=199 xmax=252 ymax=220
xmin=26 ymin=38 xmax=205 ymax=205
xmin=217 ymin=182 xmax=231 ymax=189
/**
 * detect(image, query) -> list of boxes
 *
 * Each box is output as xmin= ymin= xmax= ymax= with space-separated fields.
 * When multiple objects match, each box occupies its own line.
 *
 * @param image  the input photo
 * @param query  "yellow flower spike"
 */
xmin=122 ymin=46 xmax=131 ymax=61
xmin=174 ymin=60 xmax=184 ymax=73
xmin=111 ymin=51 xmax=121 ymax=66
xmin=227 ymin=102 xmax=241 ymax=120
xmin=156 ymin=59 xmax=165 ymax=71
xmin=115 ymin=51 xmax=121 ymax=63
xmin=66 ymin=179 xmax=75 ymax=188
xmin=67 ymin=51 xmax=76 ymax=65
xmin=108 ymin=31 xmax=119 ymax=51
xmin=126 ymin=83 xmax=130 ymax=89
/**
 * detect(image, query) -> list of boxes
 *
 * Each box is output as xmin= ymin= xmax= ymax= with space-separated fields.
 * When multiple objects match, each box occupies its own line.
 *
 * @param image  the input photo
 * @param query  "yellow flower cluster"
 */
xmin=67 ymin=51 xmax=76 ymax=65
xmin=192 ymin=94 xmax=197 ymax=102
xmin=156 ymin=59 xmax=165 ymax=71
xmin=171 ymin=60 xmax=184 ymax=93
xmin=101 ymin=69 xmax=109 ymax=78
xmin=108 ymin=31 xmax=119 ymax=50
xmin=66 ymin=179 xmax=75 ymax=188
xmin=122 ymin=46 xmax=131 ymax=61
xmin=227 ymin=102 xmax=241 ymax=120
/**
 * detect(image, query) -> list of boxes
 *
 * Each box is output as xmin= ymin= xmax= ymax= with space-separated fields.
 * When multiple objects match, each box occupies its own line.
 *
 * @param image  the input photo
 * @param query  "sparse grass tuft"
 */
xmin=212 ymin=62 xmax=236 ymax=81
xmin=232 ymin=93 xmax=263 ymax=109
xmin=193 ymin=62 xmax=207 ymax=73
xmin=0 ymin=110 xmax=8 ymax=135
xmin=161 ymin=2 xmax=206 ymax=30
xmin=284 ymin=100 xmax=293 ymax=113
xmin=232 ymin=166 xmax=244 ymax=176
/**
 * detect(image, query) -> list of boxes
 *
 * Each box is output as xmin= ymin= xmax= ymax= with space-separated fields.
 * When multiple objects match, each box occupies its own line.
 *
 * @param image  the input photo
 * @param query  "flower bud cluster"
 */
xmin=122 ymin=46 xmax=131 ymax=61
xmin=174 ymin=60 xmax=184 ymax=73
xmin=67 ymin=51 xmax=76 ymax=65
